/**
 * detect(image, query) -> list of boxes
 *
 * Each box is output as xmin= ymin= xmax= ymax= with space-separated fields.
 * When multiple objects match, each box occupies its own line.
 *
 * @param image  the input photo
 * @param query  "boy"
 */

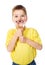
xmin=6 ymin=5 xmax=42 ymax=65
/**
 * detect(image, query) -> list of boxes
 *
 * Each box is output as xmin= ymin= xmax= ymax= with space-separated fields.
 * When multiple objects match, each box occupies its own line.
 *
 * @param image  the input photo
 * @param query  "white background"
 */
xmin=0 ymin=0 xmax=45 ymax=65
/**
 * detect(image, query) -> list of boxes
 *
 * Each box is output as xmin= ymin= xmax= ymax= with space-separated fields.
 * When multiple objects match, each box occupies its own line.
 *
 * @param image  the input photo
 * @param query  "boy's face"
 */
xmin=12 ymin=9 xmax=27 ymax=28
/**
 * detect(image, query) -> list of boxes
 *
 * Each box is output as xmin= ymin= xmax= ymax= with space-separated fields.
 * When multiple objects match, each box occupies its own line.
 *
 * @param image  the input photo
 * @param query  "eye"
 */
xmin=21 ymin=15 xmax=24 ymax=17
xmin=15 ymin=21 xmax=17 ymax=23
xmin=15 ymin=16 xmax=18 ymax=18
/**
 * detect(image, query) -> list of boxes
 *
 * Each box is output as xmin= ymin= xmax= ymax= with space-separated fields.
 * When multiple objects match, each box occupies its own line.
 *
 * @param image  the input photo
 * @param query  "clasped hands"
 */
xmin=16 ymin=28 xmax=26 ymax=43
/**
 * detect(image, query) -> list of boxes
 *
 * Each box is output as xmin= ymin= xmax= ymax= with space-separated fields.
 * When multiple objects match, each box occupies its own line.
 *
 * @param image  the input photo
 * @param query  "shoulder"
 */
xmin=26 ymin=27 xmax=38 ymax=32
xmin=7 ymin=28 xmax=16 ymax=35
xmin=26 ymin=27 xmax=39 ymax=35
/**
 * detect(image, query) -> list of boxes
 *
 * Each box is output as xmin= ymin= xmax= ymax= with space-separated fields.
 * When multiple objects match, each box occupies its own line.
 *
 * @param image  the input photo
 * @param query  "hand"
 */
xmin=19 ymin=36 xmax=26 ymax=43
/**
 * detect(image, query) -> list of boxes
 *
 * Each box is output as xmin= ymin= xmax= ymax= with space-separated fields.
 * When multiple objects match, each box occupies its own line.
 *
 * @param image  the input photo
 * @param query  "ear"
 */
xmin=26 ymin=15 xmax=27 ymax=21
xmin=12 ymin=16 xmax=15 ymax=22
xmin=24 ymin=15 xmax=27 ymax=23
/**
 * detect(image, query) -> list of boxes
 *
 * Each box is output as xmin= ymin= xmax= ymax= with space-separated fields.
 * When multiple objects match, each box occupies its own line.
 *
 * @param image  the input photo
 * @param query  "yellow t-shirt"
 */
xmin=6 ymin=28 xmax=42 ymax=65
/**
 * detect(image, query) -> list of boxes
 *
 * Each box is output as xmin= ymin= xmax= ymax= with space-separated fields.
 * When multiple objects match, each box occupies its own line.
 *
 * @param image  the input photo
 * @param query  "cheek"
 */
xmin=12 ymin=17 xmax=16 ymax=22
xmin=24 ymin=17 xmax=27 ymax=21
xmin=22 ymin=17 xmax=25 ymax=20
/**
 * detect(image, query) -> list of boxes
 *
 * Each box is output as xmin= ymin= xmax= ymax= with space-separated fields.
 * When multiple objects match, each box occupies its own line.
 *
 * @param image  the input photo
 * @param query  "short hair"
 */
xmin=12 ymin=5 xmax=27 ymax=15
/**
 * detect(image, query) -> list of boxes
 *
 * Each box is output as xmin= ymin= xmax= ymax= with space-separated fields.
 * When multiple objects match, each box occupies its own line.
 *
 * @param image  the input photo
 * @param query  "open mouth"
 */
xmin=16 ymin=20 xmax=24 ymax=23
xmin=16 ymin=20 xmax=25 ymax=27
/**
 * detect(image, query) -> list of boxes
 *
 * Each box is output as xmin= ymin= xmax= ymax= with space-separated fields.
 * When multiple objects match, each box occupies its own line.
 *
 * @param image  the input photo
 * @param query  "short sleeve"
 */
xmin=31 ymin=28 xmax=42 ymax=45
xmin=27 ymin=28 xmax=42 ymax=45
xmin=5 ymin=29 xmax=16 ymax=47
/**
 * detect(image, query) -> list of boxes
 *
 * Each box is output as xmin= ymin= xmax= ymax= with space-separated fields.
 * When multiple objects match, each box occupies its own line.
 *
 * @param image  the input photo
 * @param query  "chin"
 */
xmin=19 ymin=26 xmax=23 ymax=28
xmin=18 ymin=25 xmax=23 ymax=28
xmin=19 ymin=24 xmax=23 ymax=27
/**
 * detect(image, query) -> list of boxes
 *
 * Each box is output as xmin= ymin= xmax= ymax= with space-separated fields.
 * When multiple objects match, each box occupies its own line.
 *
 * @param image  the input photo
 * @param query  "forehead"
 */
xmin=13 ymin=10 xmax=25 ymax=15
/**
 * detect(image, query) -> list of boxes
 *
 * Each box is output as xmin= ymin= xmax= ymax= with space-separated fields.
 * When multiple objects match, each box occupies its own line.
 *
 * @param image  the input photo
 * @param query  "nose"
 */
xmin=18 ymin=16 xmax=21 ymax=21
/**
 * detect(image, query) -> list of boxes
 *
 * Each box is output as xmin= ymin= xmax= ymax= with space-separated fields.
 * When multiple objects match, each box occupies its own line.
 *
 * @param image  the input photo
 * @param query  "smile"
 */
xmin=16 ymin=20 xmax=24 ymax=23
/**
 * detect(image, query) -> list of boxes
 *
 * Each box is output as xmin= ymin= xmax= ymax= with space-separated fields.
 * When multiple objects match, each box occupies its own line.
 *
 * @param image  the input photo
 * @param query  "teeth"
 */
xmin=19 ymin=21 xmax=20 ymax=22
xmin=19 ymin=21 xmax=22 ymax=22
xmin=19 ymin=21 xmax=23 ymax=23
xmin=16 ymin=21 xmax=25 ymax=27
